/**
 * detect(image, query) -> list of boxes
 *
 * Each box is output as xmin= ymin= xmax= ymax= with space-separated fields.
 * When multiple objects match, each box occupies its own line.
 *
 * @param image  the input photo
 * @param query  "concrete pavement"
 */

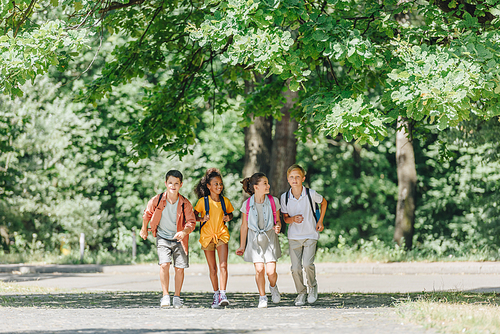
xmin=2 ymin=262 xmax=498 ymax=334
xmin=1 ymin=262 xmax=499 ymax=294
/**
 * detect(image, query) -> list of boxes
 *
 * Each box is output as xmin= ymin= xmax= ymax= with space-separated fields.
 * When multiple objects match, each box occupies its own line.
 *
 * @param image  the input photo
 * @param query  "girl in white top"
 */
xmin=236 ymin=172 xmax=282 ymax=308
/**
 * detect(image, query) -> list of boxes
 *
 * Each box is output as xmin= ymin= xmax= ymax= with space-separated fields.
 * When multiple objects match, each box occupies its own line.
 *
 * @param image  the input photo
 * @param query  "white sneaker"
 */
xmin=308 ymin=285 xmax=318 ymax=304
xmin=160 ymin=295 xmax=170 ymax=308
xmin=258 ymin=296 xmax=268 ymax=308
xmin=218 ymin=293 xmax=230 ymax=307
xmin=172 ymin=296 xmax=183 ymax=308
xmin=269 ymin=284 xmax=281 ymax=303
xmin=295 ymin=293 xmax=306 ymax=306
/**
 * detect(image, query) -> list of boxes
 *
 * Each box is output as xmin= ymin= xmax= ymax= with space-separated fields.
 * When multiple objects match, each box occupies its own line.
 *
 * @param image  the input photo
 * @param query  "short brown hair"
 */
xmin=287 ymin=164 xmax=306 ymax=177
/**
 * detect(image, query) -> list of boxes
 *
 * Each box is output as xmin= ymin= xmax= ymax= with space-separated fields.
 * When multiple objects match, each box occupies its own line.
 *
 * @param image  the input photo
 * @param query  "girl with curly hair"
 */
xmin=193 ymin=168 xmax=234 ymax=308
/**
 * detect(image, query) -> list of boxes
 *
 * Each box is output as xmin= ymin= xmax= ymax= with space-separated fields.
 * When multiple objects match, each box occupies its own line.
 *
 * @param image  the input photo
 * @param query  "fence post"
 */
xmin=79 ymin=233 xmax=85 ymax=264
xmin=131 ymin=227 xmax=137 ymax=261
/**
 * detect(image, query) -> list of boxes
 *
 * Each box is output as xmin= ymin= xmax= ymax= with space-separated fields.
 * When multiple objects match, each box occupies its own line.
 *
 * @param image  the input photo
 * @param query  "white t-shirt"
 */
xmin=280 ymin=187 xmax=323 ymax=240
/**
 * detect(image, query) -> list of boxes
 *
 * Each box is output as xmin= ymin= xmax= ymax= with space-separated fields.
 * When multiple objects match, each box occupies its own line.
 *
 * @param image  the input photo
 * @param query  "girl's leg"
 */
xmin=204 ymin=250 xmax=219 ymax=292
xmin=216 ymin=243 xmax=229 ymax=291
xmin=254 ymin=262 xmax=266 ymax=296
xmin=266 ymin=261 xmax=277 ymax=287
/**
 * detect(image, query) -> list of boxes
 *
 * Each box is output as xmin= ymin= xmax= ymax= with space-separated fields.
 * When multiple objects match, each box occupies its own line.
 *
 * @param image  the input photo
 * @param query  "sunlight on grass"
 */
xmin=0 ymin=281 xmax=57 ymax=294
xmin=397 ymin=292 xmax=500 ymax=334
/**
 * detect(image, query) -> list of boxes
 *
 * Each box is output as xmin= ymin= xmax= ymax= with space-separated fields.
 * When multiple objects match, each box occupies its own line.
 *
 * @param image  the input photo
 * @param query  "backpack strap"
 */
xmin=219 ymin=194 xmax=228 ymax=216
xmin=306 ymin=188 xmax=319 ymax=223
xmin=156 ymin=192 xmax=164 ymax=208
xmin=267 ymin=195 xmax=277 ymax=225
xmin=201 ymin=196 xmax=210 ymax=230
xmin=285 ymin=189 xmax=290 ymax=206
xmin=245 ymin=197 xmax=251 ymax=217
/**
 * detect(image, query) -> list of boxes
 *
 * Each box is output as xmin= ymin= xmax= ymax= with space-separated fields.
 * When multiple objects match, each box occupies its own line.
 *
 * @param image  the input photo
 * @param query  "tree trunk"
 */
xmin=242 ymin=116 xmax=272 ymax=177
xmin=394 ymin=117 xmax=417 ymax=249
xmin=242 ymin=78 xmax=273 ymax=178
xmin=268 ymin=88 xmax=298 ymax=197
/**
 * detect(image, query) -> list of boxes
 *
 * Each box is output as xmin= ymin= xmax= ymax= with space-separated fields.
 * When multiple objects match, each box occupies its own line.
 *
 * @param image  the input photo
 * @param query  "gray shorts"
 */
xmin=156 ymin=237 xmax=189 ymax=268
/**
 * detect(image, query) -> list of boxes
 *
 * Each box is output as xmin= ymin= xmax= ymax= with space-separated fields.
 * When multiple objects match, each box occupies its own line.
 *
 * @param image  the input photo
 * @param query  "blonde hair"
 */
xmin=287 ymin=164 xmax=306 ymax=177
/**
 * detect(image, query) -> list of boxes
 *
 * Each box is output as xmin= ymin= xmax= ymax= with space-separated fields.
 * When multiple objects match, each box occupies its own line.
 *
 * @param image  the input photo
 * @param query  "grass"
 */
xmin=396 ymin=292 xmax=500 ymax=334
xmin=0 ymin=280 xmax=58 ymax=294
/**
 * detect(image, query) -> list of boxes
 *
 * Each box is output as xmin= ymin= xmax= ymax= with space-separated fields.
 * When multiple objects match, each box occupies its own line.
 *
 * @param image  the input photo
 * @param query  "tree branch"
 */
xmin=434 ymin=0 xmax=495 ymax=24
xmin=99 ymin=0 xmax=146 ymax=14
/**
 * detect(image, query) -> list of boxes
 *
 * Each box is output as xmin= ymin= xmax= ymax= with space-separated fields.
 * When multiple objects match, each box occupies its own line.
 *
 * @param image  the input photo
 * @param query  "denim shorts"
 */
xmin=156 ymin=237 xmax=189 ymax=268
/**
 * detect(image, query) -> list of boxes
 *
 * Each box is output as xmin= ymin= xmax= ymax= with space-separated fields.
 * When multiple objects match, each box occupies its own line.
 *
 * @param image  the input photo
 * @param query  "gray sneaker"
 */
xmin=160 ymin=295 xmax=170 ymax=308
xmin=295 ymin=293 xmax=306 ymax=306
xmin=308 ymin=285 xmax=318 ymax=304
xmin=172 ymin=296 xmax=183 ymax=309
xmin=269 ymin=284 xmax=281 ymax=303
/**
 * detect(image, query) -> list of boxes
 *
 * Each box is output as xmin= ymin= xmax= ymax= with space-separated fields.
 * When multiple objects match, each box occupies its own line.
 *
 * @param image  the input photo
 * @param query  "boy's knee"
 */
xmin=303 ymin=262 xmax=315 ymax=271
xmin=255 ymin=265 xmax=265 ymax=275
xmin=160 ymin=263 xmax=170 ymax=270
xmin=291 ymin=264 xmax=302 ymax=273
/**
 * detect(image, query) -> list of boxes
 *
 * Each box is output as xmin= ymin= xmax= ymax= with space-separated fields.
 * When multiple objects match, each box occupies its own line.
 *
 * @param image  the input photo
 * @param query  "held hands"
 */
xmin=202 ymin=214 xmax=210 ymax=222
xmin=235 ymin=247 xmax=245 ymax=256
xmin=223 ymin=214 xmax=231 ymax=223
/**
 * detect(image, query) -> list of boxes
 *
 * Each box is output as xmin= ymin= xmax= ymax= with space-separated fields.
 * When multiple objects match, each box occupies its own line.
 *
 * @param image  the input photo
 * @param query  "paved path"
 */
xmin=1 ymin=262 xmax=499 ymax=293
xmin=2 ymin=262 xmax=499 ymax=333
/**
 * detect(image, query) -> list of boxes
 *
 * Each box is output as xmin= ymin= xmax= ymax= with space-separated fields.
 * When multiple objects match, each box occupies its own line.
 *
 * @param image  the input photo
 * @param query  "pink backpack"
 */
xmin=245 ymin=195 xmax=277 ymax=225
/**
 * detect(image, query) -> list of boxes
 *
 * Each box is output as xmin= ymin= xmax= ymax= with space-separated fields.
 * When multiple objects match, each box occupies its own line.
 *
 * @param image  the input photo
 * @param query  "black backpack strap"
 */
xmin=219 ymin=194 xmax=228 ymax=216
xmin=201 ymin=196 xmax=210 ymax=230
xmin=156 ymin=192 xmax=164 ymax=208
xmin=306 ymin=188 xmax=319 ymax=223
xmin=285 ymin=189 xmax=290 ymax=206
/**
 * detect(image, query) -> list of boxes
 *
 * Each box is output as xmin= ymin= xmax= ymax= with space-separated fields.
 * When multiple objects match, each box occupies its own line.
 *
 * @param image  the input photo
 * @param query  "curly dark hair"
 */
xmin=241 ymin=172 xmax=266 ymax=196
xmin=194 ymin=168 xmax=225 ymax=198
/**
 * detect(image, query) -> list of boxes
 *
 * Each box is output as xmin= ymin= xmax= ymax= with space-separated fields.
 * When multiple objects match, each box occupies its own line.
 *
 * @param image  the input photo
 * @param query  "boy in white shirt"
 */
xmin=280 ymin=164 xmax=327 ymax=306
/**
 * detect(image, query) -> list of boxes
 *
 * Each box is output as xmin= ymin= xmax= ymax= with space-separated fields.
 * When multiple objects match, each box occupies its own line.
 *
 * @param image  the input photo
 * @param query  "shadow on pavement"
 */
xmin=0 ymin=273 xmax=81 ymax=283
xmin=2 ymin=329 xmax=250 ymax=334
xmin=0 ymin=291 xmax=411 ymax=309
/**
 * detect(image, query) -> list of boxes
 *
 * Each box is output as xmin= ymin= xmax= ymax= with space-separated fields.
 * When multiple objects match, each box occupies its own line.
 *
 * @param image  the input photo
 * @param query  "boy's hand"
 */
xmin=292 ymin=215 xmax=304 ymax=224
xmin=235 ymin=247 xmax=245 ymax=256
xmin=223 ymin=214 xmax=231 ymax=223
xmin=274 ymin=224 xmax=281 ymax=234
xmin=174 ymin=230 xmax=187 ymax=241
xmin=316 ymin=221 xmax=324 ymax=232
xmin=140 ymin=227 xmax=149 ymax=240
xmin=202 ymin=214 xmax=210 ymax=222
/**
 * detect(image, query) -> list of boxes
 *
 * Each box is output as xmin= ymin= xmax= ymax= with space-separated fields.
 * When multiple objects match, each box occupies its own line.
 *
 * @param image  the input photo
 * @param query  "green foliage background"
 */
xmin=1 ymin=0 xmax=500 ymax=263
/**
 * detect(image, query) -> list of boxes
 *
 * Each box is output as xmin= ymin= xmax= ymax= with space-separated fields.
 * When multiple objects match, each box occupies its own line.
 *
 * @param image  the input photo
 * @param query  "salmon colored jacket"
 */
xmin=142 ymin=192 xmax=196 ymax=255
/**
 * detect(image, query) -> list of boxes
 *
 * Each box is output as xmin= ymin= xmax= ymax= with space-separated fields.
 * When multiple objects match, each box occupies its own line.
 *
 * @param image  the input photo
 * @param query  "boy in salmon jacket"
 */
xmin=140 ymin=170 xmax=196 ymax=308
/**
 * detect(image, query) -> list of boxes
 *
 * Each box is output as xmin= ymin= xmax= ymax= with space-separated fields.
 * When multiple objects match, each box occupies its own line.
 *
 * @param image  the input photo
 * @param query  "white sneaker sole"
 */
xmin=219 ymin=300 xmax=230 ymax=307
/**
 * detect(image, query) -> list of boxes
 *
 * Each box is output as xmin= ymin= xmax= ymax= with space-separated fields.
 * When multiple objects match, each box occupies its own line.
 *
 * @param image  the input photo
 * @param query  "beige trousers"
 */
xmin=289 ymin=239 xmax=318 ymax=295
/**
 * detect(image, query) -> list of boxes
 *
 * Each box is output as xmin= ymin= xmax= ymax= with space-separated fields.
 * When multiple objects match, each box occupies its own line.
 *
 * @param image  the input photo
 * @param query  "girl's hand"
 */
xmin=202 ymin=214 xmax=210 ymax=222
xmin=223 ymin=214 xmax=231 ymax=223
xmin=235 ymin=247 xmax=245 ymax=256
xmin=274 ymin=224 xmax=281 ymax=234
